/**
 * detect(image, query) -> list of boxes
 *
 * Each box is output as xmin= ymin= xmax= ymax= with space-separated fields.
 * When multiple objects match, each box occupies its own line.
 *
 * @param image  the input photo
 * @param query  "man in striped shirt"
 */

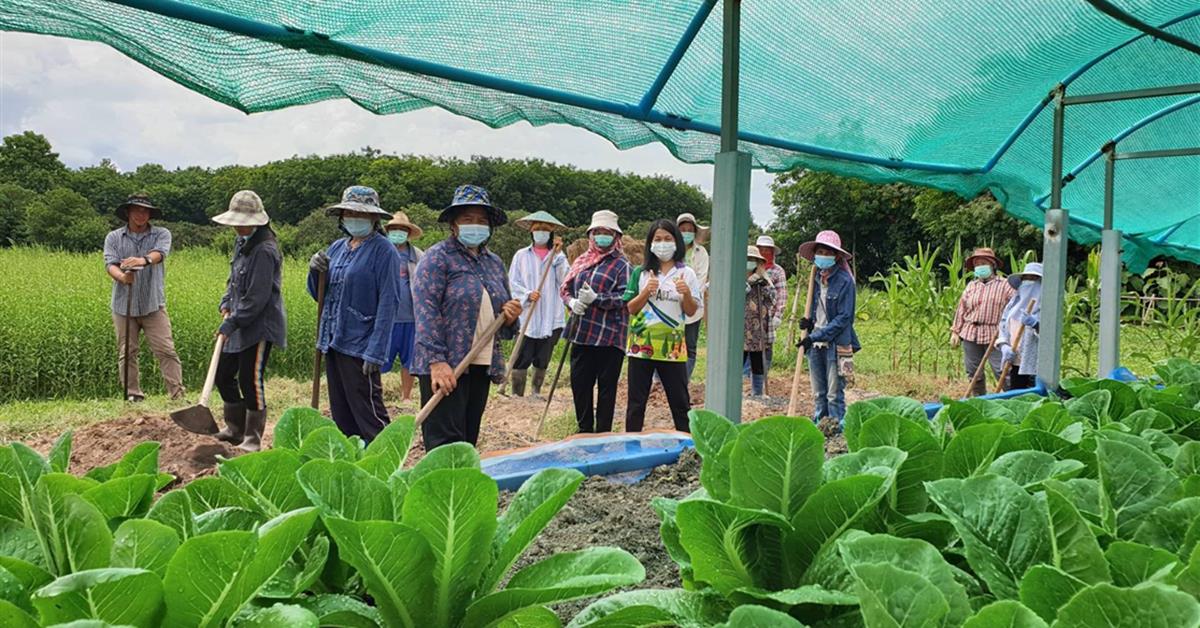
xmin=951 ymin=247 xmax=1015 ymax=397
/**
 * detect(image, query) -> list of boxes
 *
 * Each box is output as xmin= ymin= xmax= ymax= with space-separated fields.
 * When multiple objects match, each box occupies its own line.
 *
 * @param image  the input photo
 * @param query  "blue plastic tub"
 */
xmin=482 ymin=431 xmax=693 ymax=492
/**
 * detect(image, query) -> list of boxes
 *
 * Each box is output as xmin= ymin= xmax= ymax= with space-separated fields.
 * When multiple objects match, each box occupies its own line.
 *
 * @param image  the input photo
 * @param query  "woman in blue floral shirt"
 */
xmin=412 ymin=185 xmax=521 ymax=450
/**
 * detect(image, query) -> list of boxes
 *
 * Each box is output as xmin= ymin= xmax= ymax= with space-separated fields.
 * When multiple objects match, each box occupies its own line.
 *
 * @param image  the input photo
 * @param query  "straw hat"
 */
xmin=384 ymin=211 xmax=424 ymax=239
xmin=325 ymin=186 xmax=390 ymax=218
xmin=212 ymin=190 xmax=270 ymax=227
xmin=965 ymin=247 xmax=1002 ymax=271
xmin=1007 ymin=261 xmax=1044 ymax=289
xmin=116 ymin=193 xmax=161 ymax=221
xmin=798 ymin=230 xmax=852 ymax=261
xmin=439 ymin=184 xmax=507 ymax=226
xmin=756 ymin=234 xmax=783 ymax=254
xmin=746 ymin=245 xmax=767 ymax=263
xmin=587 ymin=210 xmax=622 ymax=234
xmin=514 ymin=210 xmax=567 ymax=232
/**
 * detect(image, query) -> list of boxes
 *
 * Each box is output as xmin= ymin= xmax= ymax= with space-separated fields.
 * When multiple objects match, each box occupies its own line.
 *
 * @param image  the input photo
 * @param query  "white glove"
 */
xmin=578 ymin=283 xmax=598 ymax=305
xmin=569 ymin=298 xmax=587 ymax=316
xmin=745 ymin=282 xmax=752 ymax=295
xmin=770 ymin=316 xmax=782 ymax=330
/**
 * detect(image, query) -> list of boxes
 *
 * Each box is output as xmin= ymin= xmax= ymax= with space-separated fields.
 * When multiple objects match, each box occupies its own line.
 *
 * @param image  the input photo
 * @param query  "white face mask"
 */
xmin=532 ymin=230 xmax=551 ymax=245
xmin=343 ymin=217 xmax=374 ymax=238
xmin=746 ymin=261 xmax=758 ymax=272
xmin=650 ymin=241 xmax=676 ymax=261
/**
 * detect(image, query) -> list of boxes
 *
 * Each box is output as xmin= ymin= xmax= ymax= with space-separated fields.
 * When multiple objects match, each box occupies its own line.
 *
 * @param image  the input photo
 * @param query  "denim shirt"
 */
xmin=307 ymin=233 xmax=402 ymax=366
xmin=808 ymin=267 xmax=860 ymax=350
xmin=411 ymin=237 xmax=516 ymax=383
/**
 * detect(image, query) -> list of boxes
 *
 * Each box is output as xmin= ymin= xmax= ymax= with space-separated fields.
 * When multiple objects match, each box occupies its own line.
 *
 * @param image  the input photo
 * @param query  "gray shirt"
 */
xmin=104 ymin=225 xmax=172 ymax=317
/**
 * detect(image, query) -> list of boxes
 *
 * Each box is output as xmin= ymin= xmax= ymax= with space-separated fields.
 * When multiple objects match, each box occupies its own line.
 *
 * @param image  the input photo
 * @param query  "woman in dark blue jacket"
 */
xmin=307 ymin=186 xmax=402 ymax=443
xmin=797 ymin=230 xmax=860 ymax=431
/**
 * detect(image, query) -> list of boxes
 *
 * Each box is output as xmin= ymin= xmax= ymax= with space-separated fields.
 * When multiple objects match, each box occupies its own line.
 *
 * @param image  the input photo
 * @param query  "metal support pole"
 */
xmin=1098 ymin=148 xmax=1121 ymax=377
xmin=705 ymin=0 xmax=751 ymax=423
xmin=1038 ymin=87 xmax=1068 ymax=390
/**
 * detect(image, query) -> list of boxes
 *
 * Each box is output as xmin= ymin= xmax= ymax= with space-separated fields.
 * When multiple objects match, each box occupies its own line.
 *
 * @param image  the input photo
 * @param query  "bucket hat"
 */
xmin=439 ymin=184 xmax=507 ymax=226
xmin=212 ymin=190 xmax=270 ymax=227
xmin=384 ymin=211 xmax=424 ymax=239
xmin=1007 ymin=261 xmax=1044 ymax=289
xmin=746 ymin=245 xmax=767 ymax=263
xmin=798 ymin=230 xmax=852 ymax=261
xmin=514 ymin=210 xmax=567 ymax=232
xmin=965 ymin=247 xmax=1002 ymax=271
xmin=325 ymin=186 xmax=390 ymax=218
xmin=116 ymin=193 xmax=162 ymax=221
xmin=587 ymin=210 xmax=622 ymax=234
xmin=755 ymin=234 xmax=783 ymax=254
xmin=676 ymin=213 xmax=711 ymax=242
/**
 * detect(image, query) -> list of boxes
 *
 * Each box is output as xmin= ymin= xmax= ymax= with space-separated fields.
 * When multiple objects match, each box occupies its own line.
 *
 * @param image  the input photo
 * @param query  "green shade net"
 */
xmin=2 ymin=0 xmax=1198 ymax=269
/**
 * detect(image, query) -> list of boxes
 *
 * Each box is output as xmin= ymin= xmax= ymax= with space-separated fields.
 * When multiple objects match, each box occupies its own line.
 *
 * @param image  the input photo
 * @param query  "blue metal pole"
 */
xmin=638 ymin=0 xmax=718 ymax=114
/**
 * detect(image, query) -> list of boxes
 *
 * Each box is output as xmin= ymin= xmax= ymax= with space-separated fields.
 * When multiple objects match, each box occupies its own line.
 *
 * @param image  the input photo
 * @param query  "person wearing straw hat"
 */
xmin=382 ymin=211 xmax=425 ymax=402
xmin=951 ymin=247 xmax=1015 ymax=397
xmin=997 ymin=262 xmax=1043 ymax=390
xmin=676 ymin=213 xmax=709 ymax=380
xmin=744 ymin=245 xmax=776 ymax=399
xmin=103 ymin=193 xmax=184 ymax=402
xmin=560 ymin=210 xmax=631 ymax=433
xmin=796 ymin=230 xmax=859 ymax=431
xmin=744 ymin=234 xmax=788 ymax=393
xmin=508 ymin=210 xmax=570 ymax=397
xmin=307 ymin=186 xmax=402 ymax=443
xmin=412 ymin=185 xmax=521 ymax=450
xmin=210 ymin=190 xmax=286 ymax=451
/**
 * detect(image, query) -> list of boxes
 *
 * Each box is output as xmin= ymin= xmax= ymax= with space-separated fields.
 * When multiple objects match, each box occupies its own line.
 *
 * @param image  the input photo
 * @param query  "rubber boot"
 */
xmin=238 ymin=410 xmax=266 ymax=452
xmin=215 ymin=402 xmax=246 ymax=444
xmin=511 ymin=369 xmax=528 ymax=397
xmin=751 ymin=374 xmax=765 ymax=397
xmin=530 ymin=368 xmax=546 ymax=398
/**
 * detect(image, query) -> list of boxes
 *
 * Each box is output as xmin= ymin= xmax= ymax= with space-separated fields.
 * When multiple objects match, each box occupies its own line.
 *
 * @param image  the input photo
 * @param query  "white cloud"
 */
xmin=1 ymin=32 xmax=778 ymax=226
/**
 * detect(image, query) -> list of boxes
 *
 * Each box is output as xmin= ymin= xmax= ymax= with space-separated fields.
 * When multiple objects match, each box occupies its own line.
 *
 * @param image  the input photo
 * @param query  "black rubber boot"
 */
xmin=215 ymin=403 xmax=246 ymax=444
xmin=511 ymin=369 xmax=528 ymax=397
xmin=238 ymin=410 xmax=266 ymax=452
xmin=531 ymin=368 xmax=547 ymax=398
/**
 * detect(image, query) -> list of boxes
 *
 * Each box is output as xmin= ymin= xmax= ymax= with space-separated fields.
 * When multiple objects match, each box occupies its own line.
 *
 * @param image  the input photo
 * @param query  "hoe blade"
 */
xmin=170 ymin=404 xmax=218 ymax=435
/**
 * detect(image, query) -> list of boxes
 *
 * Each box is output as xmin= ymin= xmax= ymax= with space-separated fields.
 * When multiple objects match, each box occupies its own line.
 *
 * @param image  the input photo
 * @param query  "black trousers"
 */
xmin=514 ymin=328 xmax=562 ymax=370
xmin=1008 ymin=372 xmax=1036 ymax=391
xmin=215 ymin=342 xmax=272 ymax=410
xmin=744 ymin=350 xmax=764 ymax=376
xmin=419 ymin=364 xmax=491 ymax=450
xmin=626 ymin=358 xmax=691 ymax=433
xmin=326 ymin=350 xmax=390 ymax=443
xmin=570 ymin=344 xmax=624 ymax=433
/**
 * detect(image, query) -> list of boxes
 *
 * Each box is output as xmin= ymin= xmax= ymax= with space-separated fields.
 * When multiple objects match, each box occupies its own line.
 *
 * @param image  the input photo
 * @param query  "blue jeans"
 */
xmin=809 ymin=344 xmax=845 ymax=424
xmin=743 ymin=344 xmax=773 ymax=395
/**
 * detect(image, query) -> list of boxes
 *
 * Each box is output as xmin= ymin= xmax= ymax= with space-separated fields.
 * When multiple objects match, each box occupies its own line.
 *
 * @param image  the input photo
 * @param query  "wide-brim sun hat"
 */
xmin=324 ymin=185 xmax=390 ymax=218
xmin=1007 ymin=261 xmax=1044 ymax=289
xmin=116 ymin=193 xmax=162 ymax=221
xmin=514 ymin=210 xmax=567 ymax=232
xmin=212 ymin=190 xmax=270 ymax=227
xmin=965 ymin=247 xmax=1003 ymax=271
xmin=676 ymin=213 xmax=712 ymax=240
xmin=746 ymin=245 xmax=766 ymax=263
xmin=587 ymin=209 xmax=622 ymax=234
xmin=384 ymin=211 xmax=424 ymax=239
xmin=755 ymin=234 xmax=783 ymax=254
xmin=438 ymin=184 xmax=507 ymax=226
xmin=798 ymin=230 xmax=852 ymax=261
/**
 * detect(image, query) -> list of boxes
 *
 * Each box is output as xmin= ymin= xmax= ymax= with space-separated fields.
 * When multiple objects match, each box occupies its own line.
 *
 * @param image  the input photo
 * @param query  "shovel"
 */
xmin=170 ymin=332 xmax=225 ymax=435
xmin=786 ymin=265 xmax=817 ymax=417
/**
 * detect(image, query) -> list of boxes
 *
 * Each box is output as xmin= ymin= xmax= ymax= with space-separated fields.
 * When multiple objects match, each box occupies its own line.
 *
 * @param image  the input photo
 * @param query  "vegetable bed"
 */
xmin=2 ymin=358 xmax=1200 ymax=627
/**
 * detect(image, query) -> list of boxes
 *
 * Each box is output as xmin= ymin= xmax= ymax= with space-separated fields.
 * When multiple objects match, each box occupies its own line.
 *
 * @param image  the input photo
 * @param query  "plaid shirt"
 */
xmin=765 ymin=264 xmax=788 ymax=342
xmin=952 ymin=277 xmax=1015 ymax=344
xmin=561 ymin=255 xmax=630 ymax=349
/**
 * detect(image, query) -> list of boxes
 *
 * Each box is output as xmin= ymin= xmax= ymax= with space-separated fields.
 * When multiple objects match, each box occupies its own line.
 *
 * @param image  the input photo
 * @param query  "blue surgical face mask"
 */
xmin=593 ymin=234 xmax=614 ymax=248
xmin=387 ymin=230 xmax=408 ymax=246
xmin=974 ymin=264 xmax=993 ymax=279
xmin=236 ymin=227 xmax=257 ymax=244
xmin=457 ymin=224 xmax=490 ymax=247
xmin=746 ymin=261 xmax=758 ymax=272
xmin=532 ymin=230 xmax=551 ymax=245
xmin=651 ymin=241 xmax=676 ymax=261
xmin=682 ymin=232 xmax=695 ymax=246
xmin=343 ymin=217 xmax=374 ymax=238
xmin=814 ymin=254 xmax=836 ymax=270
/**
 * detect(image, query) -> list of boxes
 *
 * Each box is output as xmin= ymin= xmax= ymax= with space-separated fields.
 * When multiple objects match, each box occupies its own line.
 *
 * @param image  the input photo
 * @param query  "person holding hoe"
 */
xmin=951 ymin=247 xmax=1015 ymax=396
xmin=507 ymin=210 xmax=570 ymax=397
xmin=744 ymin=234 xmax=788 ymax=394
xmin=103 ymin=193 xmax=184 ymax=402
xmin=744 ymin=245 xmax=776 ymax=399
xmin=560 ymin=210 xmax=631 ymax=434
xmin=797 ymin=230 xmax=859 ymax=432
xmin=624 ymin=219 xmax=703 ymax=432
xmin=412 ymin=185 xmax=522 ymax=450
xmin=308 ymin=186 xmax=401 ymax=443
xmin=997 ymin=261 xmax=1043 ymax=391
xmin=210 ymin=190 xmax=286 ymax=452
xmin=382 ymin=210 xmax=425 ymax=403
xmin=676 ymin=213 xmax=709 ymax=380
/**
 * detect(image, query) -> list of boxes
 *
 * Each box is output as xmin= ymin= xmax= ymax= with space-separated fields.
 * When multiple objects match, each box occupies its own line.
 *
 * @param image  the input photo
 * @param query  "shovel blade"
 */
xmin=170 ymin=404 xmax=219 ymax=435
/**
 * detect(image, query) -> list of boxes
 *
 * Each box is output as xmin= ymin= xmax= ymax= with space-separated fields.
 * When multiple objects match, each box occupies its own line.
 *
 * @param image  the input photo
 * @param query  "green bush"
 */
xmin=23 ymin=188 xmax=110 ymax=253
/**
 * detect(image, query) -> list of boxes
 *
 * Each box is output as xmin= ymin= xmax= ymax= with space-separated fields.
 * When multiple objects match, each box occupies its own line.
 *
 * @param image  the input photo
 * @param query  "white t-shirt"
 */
xmin=627 ymin=263 xmax=703 ymax=362
xmin=473 ymin=288 xmax=495 ymax=366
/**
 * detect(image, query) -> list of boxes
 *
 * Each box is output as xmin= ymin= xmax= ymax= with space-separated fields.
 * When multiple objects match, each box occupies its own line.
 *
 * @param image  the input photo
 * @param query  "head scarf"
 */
xmin=761 ymin=247 xmax=776 ymax=268
xmin=561 ymin=235 xmax=625 ymax=301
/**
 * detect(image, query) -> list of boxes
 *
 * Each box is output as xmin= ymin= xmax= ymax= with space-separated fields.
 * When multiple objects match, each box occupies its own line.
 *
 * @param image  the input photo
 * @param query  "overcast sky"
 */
xmin=1 ymin=32 xmax=778 ymax=226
